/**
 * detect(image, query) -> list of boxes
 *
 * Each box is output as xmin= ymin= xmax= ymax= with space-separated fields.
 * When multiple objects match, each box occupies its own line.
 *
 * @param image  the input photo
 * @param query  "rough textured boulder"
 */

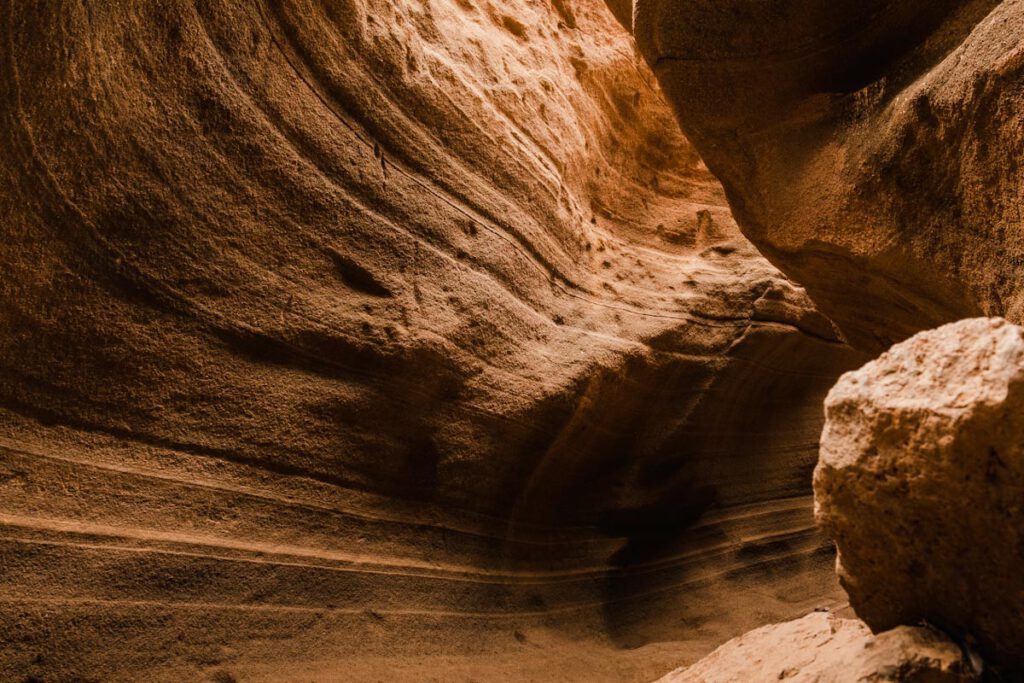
xmin=631 ymin=0 xmax=1024 ymax=351
xmin=815 ymin=317 xmax=1024 ymax=671
xmin=656 ymin=611 xmax=976 ymax=683
xmin=0 ymin=0 xmax=866 ymax=680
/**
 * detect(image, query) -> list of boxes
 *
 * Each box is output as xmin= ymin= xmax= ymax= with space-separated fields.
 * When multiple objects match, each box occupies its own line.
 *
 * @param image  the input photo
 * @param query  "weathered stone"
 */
xmin=815 ymin=317 xmax=1024 ymax=670
xmin=0 ymin=0 xmax=867 ymax=680
xmin=656 ymin=611 xmax=975 ymax=683
xmin=630 ymin=0 xmax=1024 ymax=352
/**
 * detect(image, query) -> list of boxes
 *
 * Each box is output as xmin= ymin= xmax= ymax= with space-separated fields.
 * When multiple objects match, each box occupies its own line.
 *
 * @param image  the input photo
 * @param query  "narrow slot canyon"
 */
xmin=1 ymin=1 xmax=1022 ymax=681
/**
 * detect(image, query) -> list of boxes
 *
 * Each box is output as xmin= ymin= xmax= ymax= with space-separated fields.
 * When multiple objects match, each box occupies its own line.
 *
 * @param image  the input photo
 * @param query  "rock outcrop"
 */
xmin=0 ymin=0 xmax=866 ymax=680
xmin=655 ymin=611 xmax=976 ymax=683
xmin=630 ymin=0 xmax=1024 ymax=351
xmin=816 ymin=317 xmax=1024 ymax=671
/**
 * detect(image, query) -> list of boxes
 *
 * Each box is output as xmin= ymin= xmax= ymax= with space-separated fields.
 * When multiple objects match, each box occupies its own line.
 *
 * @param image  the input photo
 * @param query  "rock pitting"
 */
xmin=4 ymin=0 xmax=1022 ymax=680
xmin=815 ymin=317 xmax=1024 ymax=670
xmin=0 ymin=0 xmax=869 ymax=680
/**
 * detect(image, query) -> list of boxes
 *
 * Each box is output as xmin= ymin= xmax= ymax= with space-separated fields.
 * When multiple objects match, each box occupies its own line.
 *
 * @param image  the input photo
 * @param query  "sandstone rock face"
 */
xmin=0 ymin=0 xmax=865 ymax=680
xmin=815 ymin=317 xmax=1024 ymax=670
xmin=631 ymin=0 xmax=1024 ymax=351
xmin=656 ymin=611 xmax=976 ymax=683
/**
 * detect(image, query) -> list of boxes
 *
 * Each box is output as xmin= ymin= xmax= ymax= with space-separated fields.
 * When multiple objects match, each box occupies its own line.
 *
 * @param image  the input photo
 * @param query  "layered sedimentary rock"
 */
xmin=0 ymin=0 xmax=865 ymax=681
xmin=816 ymin=318 xmax=1024 ymax=671
xmin=656 ymin=611 xmax=976 ymax=683
xmin=630 ymin=0 xmax=1024 ymax=351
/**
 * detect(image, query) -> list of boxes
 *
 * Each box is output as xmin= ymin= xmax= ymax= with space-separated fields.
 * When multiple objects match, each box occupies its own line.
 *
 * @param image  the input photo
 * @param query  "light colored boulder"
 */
xmin=815 ymin=317 xmax=1024 ymax=669
xmin=655 ymin=611 xmax=974 ymax=683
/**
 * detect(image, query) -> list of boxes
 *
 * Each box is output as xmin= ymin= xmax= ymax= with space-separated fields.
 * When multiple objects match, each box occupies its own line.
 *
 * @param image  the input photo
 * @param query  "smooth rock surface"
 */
xmin=0 ymin=0 xmax=866 ymax=680
xmin=630 ymin=0 xmax=1024 ymax=351
xmin=655 ymin=611 xmax=976 ymax=683
xmin=815 ymin=317 xmax=1024 ymax=670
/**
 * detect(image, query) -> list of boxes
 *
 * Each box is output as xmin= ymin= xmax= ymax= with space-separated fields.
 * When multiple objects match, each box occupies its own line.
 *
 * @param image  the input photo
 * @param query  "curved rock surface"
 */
xmin=816 ymin=317 xmax=1024 ymax=671
xmin=631 ymin=0 xmax=1024 ymax=351
xmin=0 ymin=0 xmax=868 ymax=680
xmin=656 ymin=611 xmax=975 ymax=683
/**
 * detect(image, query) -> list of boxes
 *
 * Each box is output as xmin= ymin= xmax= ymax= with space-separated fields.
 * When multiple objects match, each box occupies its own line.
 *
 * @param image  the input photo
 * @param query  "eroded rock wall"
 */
xmin=631 ymin=0 xmax=1024 ymax=352
xmin=0 ymin=0 xmax=864 ymax=680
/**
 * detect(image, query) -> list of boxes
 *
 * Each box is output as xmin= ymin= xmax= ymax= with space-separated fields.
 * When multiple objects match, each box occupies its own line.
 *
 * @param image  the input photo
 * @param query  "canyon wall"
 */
xmin=632 ymin=0 xmax=1024 ymax=352
xmin=0 ymin=0 xmax=865 ymax=680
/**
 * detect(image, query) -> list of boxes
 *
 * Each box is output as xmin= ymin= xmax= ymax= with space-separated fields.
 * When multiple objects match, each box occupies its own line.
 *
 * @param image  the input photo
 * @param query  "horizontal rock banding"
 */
xmin=0 ymin=0 xmax=865 ymax=679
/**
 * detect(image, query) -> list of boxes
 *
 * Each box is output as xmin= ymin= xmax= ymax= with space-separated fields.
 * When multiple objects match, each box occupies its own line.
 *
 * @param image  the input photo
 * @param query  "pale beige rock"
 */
xmin=815 ymin=317 xmax=1024 ymax=670
xmin=656 ymin=612 xmax=975 ymax=683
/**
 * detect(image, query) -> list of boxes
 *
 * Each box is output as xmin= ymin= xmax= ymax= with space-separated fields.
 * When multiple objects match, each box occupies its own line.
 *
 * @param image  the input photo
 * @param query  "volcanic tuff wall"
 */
xmin=631 ymin=0 xmax=1024 ymax=352
xmin=0 ymin=1 xmax=865 ymax=680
